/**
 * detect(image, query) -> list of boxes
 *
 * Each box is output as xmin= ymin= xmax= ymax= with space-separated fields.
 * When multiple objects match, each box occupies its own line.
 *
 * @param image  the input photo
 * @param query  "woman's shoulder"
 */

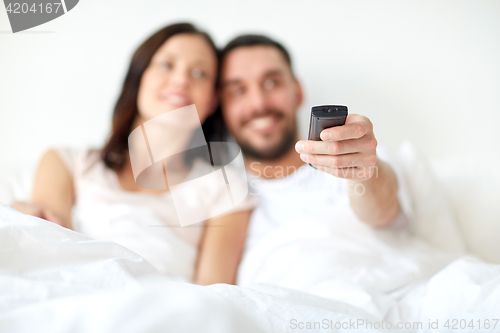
xmin=50 ymin=146 xmax=102 ymax=177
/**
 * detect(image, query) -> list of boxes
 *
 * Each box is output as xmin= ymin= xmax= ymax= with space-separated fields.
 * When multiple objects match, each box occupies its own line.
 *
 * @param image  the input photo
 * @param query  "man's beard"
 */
xmin=236 ymin=125 xmax=297 ymax=161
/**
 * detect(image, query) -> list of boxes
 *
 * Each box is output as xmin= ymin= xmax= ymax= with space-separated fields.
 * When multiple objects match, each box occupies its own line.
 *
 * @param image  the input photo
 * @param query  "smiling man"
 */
xmin=217 ymin=34 xmax=412 ymax=293
xmin=219 ymin=34 xmax=401 ymax=223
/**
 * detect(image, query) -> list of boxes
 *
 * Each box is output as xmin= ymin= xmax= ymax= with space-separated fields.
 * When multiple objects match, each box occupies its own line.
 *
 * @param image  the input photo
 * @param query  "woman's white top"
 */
xmin=55 ymin=148 xmax=253 ymax=281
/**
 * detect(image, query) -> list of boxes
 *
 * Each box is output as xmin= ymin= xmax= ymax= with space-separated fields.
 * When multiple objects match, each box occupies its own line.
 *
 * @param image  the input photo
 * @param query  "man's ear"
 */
xmin=294 ymin=79 xmax=304 ymax=110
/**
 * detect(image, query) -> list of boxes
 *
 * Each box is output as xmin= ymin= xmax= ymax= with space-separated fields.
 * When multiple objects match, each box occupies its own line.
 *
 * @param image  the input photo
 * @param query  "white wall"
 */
xmin=1 ymin=0 xmax=499 ymax=173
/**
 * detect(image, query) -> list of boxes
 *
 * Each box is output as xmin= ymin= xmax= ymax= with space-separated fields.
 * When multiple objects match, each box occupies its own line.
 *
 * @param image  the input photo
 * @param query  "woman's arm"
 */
xmin=11 ymin=149 xmax=74 ymax=229
xmin=194 ymin=209 xmax=251 ymax=285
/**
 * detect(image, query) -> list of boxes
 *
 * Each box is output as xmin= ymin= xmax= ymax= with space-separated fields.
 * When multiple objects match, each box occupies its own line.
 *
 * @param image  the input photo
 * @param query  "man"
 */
xmin=219 ymin=35 xmax=401 ymax=227
xmin=218 ymin=35 xmax=413 ymax=295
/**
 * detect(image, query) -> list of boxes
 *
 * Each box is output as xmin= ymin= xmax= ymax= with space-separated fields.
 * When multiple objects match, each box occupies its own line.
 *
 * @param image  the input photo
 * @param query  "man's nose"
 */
xmin=247 ymin=84 xmax=267 ymax=113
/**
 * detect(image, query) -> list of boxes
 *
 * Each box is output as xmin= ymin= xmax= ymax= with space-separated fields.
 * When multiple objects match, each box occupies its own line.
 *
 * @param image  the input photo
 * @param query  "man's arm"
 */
xmin=295 ymin=114 xmax=400 ymax=227
xmin=347 ymin=159 xmax=400 ymax=227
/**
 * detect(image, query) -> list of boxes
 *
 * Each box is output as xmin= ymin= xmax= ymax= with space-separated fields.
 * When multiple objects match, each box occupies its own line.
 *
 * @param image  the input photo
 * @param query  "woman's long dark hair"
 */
xmin=101 ymin=23 xmax=226 ymax=171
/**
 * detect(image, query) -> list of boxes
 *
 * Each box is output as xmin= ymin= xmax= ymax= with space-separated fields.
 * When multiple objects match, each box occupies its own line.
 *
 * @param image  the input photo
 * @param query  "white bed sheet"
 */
xmin=1 ymin=204 xmax=499 ymax=333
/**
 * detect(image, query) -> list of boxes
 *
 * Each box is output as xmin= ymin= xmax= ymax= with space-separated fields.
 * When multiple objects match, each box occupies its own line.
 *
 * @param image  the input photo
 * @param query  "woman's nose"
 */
xmin=170 ymin=68 xmax=190 ymax=88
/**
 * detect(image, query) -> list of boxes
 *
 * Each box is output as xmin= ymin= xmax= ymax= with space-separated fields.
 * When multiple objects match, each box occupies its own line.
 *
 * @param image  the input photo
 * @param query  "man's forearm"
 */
xmin=347 ymin=159 xmax=400 ymax=227
xmin=295 ymin=114 xmax=402 ymax=226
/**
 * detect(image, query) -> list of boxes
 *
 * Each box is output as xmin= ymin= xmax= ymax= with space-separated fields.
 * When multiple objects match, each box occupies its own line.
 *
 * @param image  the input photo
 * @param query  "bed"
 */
xmin=1 ymin=142 xmax=499 ymax=332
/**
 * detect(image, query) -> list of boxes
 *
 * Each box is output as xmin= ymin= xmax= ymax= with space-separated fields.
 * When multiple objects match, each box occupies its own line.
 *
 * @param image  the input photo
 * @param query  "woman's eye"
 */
xmin=159 ymin=62 xmax=172 ymax=69
xmin=263 ymin=79 xmax=277 ymax=90
xmin=191 ymin=68 xmax=207 ymax=78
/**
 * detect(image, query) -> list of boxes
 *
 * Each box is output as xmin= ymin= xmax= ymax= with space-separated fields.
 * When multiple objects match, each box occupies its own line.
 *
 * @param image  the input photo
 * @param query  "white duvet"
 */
xmin=1 ymin=204 xmax=499 ymax=333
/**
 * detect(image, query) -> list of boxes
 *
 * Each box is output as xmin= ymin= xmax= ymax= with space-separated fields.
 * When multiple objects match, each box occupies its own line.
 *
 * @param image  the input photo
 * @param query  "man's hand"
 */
xmin=295 ymin=114 xmax=400 ymax=227
xmin=295 ymin=114 xmax=378 ymax=180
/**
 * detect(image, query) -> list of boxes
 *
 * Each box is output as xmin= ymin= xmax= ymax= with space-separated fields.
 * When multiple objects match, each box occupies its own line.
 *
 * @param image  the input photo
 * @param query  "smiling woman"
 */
xmin=103 ymin=23 xmax=225 ymax=172
xmin=9 ymin=22 xmax=254 ymax=286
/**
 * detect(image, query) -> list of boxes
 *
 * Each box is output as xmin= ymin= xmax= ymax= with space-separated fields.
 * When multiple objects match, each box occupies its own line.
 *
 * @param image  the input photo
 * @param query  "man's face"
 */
xmin=220 ymin=46 xmax=303 ymax=160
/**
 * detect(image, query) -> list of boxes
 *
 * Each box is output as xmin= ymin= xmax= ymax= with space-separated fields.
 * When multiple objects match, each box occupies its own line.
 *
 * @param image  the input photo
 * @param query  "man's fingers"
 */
xmin=301 ymin=152 xmax=377 ymax=168
xmin=320 ymin=115 xmax=373 ymax=141
xmin=298 ymin=114 xmax=378 ymax=180
xmin=296 ymin=134 xmax=377 ymax=155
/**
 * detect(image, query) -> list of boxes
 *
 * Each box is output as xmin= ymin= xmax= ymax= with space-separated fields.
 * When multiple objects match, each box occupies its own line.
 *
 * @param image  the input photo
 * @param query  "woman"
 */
xmin=11 ymin=23 xmax=252 ymax=285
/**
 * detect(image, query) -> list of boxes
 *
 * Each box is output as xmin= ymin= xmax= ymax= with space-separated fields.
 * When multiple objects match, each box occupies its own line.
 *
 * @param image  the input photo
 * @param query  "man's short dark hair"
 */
xmin=220 ymin=34 xmax=294 ymax=76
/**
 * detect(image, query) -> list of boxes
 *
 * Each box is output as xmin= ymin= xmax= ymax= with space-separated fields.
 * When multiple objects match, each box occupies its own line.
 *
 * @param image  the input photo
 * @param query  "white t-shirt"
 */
xmin=55 ymin=148 xmax=253 ymax=281
xmin=236 ymin=151 xmax=455 ymax=308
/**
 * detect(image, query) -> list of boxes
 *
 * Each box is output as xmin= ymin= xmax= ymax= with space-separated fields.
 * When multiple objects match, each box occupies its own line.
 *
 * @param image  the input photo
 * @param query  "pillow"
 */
xmin=0 ymin=165 xmax=34 ymax=205
xmin=387 ymin=142 xmax=467 ymax=256
xmin=431 ymin=153 xmax=500 ymax=264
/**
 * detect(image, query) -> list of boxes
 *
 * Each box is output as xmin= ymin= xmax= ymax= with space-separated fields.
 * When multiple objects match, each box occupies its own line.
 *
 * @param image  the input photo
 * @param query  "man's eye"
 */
xmin=192 ymin=68 xmax=207 ymax=78
xmin=263 ymin=79 xmax=277 ymax=90
xmin=229 ymin=86 xmax=244 ymax=96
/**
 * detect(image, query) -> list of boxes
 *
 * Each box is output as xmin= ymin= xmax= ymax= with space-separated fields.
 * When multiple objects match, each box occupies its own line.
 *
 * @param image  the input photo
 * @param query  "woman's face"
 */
xmin=137 ymin=33 xmax=218 ymax=123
